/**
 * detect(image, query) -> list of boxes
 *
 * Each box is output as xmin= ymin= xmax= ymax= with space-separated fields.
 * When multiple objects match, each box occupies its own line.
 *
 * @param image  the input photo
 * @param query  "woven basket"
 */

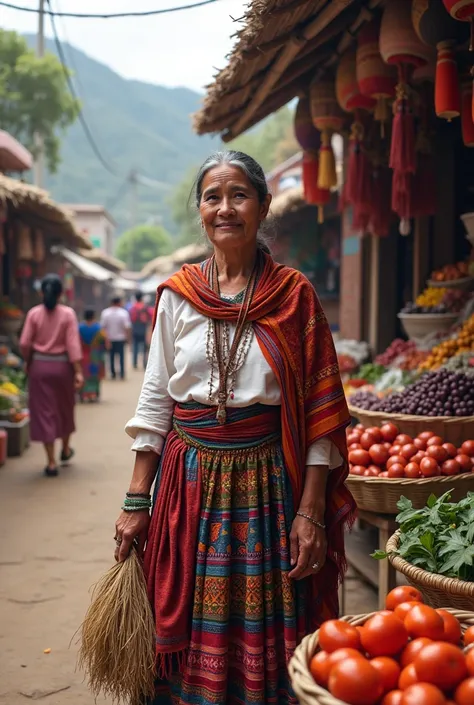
xmin=387 ymin=531 xmax=474 ymax=610
xmin=346 ymin=472 xmax=474 ymax=514
xmin=289 ymin=609 xmax=474 ymax=705
xmin=348 ymin=404 xmax=474 ymax=446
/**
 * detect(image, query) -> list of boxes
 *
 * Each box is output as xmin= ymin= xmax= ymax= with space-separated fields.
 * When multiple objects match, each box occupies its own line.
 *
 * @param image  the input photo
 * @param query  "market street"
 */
xmin=0 ymin=365 xmax=376 ymax=705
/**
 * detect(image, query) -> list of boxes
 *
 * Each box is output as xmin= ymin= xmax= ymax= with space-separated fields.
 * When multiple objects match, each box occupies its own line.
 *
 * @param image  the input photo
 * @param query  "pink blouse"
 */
xmin=20 ymin=304 xmax=82 ymax=363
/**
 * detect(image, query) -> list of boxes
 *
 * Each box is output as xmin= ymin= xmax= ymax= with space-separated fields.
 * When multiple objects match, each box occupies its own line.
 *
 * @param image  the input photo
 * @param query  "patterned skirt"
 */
xmin=144 ymin=402 xmax=311 ymax=705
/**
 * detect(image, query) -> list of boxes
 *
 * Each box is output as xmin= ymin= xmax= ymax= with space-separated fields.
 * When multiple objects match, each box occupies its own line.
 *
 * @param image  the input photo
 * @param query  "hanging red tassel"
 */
xmin=390 ymin=76 xmax=416 ymax=174
xmin=302 ymin=150 xmax=330 ymax=223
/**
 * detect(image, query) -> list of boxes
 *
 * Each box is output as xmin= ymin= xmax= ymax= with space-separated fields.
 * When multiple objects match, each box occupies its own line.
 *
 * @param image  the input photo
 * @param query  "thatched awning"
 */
xmin=141 ymin=243 xmax=210 ymax=278
xmin=194 ymin=0 xmax=384 ymax=141
xmin=0 ymin=174 xmax=91 ymax=250
xmin=81 ymin=248 xmax=126 ymax=272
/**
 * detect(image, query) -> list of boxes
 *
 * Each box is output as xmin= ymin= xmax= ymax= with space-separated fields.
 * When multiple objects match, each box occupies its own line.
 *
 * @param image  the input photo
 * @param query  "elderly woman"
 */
xmin=116 ymin=151 xmax=355 ymax=705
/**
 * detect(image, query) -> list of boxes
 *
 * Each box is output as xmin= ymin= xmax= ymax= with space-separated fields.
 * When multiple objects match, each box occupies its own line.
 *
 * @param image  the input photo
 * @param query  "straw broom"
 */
xmin=77 ymin=549 xmax=156 ymax=704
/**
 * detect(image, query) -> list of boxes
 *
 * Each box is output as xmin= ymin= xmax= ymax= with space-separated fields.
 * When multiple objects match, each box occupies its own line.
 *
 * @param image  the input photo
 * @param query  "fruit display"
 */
xmin=306 ymin=586 xmax=474 ymax=705
xmin=375 ymin=491 xmax=474 ymax=582
xmin=416 ymin=287 xmax=447 ymax=308
xmin=336 ymin=339 xmax=371 ymax=367
xmin=349 ymin=370 xmax=474 ymax=418
xmin=419 ymin=315 xmax=474 ymax=371
xmin=401 ymin=289 xmax=470 ymax=315
xmin=442 ymin=352 xmax=474 ymax=378
xmin=398 ymin=350 xmax=429 ymax=371
xmin=0 ymin=300 xmax=22 ymax=320
xmin=346 ymin=421 xmax=474 ymax=479
xmin=351 ymin=363 xmax=388 ymax=384
xmin=431 ymin=261 xmax=470 ymax=282
xmin=338 ymin=353 xmax=358 ymax=375
xmin=376 ymin=340 xmax=417 ymax=366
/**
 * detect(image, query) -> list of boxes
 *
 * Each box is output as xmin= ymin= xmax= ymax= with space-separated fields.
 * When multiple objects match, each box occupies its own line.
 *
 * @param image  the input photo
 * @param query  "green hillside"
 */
xmin=23 ymin=34 xmax=218 ymax=237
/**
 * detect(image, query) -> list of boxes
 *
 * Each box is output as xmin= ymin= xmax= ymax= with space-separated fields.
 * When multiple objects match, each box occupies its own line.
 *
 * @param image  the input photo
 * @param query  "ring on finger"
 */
xmin=312 ymin=561 xmax=320 ymax=571
xmin=114 ymin=536 xmax=123 ymax=546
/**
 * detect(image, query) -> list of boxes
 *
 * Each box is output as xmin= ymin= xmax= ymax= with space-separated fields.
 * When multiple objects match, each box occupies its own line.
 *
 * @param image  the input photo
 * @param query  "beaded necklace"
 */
xmin=205 ymin=255 xmax=259 ymax=424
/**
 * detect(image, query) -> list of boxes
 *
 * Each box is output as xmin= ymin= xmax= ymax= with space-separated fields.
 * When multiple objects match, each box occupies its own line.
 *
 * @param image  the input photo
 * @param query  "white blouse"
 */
xmin=125 ymin=288 xmax=342 ymax=468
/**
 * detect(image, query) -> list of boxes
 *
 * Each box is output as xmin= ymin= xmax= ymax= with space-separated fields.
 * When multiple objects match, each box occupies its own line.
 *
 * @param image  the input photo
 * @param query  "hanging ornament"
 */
xmin=442 ymin=0 xmax=474 ymax=50
xmin=294 ymin=97 xmax=330 ymax=222
xmin=461 ymin=79 xmax=474 ymax=145
xmin=435 ymin=42 xmax=461 ymax=119
xmin=16 ymin=222 xmax=34 ymax=261
xmin=309 ymin=75 xmax=345 ymax=191
xmin=380 ymin=0 xmax=432 ymax=233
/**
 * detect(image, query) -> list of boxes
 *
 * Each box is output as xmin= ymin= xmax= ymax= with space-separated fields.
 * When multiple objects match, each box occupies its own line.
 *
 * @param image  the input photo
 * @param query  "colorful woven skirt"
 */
xmin=144 ymin=402 xmax=312 ymax=705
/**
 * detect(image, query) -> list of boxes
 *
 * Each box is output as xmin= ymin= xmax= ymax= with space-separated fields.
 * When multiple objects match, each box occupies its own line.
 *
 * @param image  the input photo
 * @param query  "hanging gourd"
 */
xmin=294 ymin=97 xmax=330 ymax=222
xmin=412 ymin=0 xmax=467 ymax=120
xmin=380 ymin=0 xmax=432 ymax=233
xmin=461 ymin=79 xmax=474 ymax=145
xmin=356 ymin=17 xmax=398 ymax=136
xmin=442 ymin=0 xmax=474 ymax=50
xmin=16 ymin=222 xmax=34 ymax=261
xmin=336 ymin=48 xmax=375 ymax=221
xmin=309 ymin=75 xmax=345 ymax=191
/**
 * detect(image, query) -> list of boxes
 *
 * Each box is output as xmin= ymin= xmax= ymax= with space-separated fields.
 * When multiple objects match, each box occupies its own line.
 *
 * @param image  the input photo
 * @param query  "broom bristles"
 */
xmin=77 ymin=550 xmax=156 ymax=704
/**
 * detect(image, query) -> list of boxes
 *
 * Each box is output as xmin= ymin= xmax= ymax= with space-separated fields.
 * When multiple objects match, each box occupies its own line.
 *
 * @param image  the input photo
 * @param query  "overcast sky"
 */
xmin=1 ymin=0 xmax=247 ymax=92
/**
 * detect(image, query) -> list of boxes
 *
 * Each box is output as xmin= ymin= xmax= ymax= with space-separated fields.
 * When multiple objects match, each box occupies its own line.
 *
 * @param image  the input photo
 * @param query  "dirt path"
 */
xmin=0 ymin=364 xmax=376 ymax=704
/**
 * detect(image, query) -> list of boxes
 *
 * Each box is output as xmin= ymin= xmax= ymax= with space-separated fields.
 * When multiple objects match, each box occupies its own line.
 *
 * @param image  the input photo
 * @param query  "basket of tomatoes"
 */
xmin=345 ymin=422 xmax=474 ymax=514
xmin=289 ymin=586 xmax=474 ymax=705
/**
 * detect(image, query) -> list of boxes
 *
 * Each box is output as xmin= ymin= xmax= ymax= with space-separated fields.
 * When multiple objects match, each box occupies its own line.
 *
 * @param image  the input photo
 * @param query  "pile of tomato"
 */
xmin=309 ymin=586 xmax=474 ymax=705
xmin=347 ymin=422 xmax=474 ymax=479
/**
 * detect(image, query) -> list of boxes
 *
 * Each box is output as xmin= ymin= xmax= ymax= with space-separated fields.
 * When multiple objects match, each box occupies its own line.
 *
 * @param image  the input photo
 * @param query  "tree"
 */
xmin=115 ymin=224 xmax=173 ymax=271
xmin=0 ymin=29 xmax=80 ymax=173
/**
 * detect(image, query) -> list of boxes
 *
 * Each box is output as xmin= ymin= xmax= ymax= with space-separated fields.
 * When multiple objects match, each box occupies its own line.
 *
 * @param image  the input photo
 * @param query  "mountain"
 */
xmin=23 ymin=34 xmax=218 ymax=237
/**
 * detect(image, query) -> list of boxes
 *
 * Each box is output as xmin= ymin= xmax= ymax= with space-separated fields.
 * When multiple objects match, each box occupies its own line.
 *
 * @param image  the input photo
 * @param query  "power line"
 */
xmin=0 ymin=0 xmax=222 ymax=18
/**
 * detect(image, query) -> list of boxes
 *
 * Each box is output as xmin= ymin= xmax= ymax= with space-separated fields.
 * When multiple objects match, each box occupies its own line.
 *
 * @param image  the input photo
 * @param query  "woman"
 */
xmin=78 ymin=309 xmax=106 ymax=402
xmin=20 ymin=274 xmax=83 ymax=476
xmin=116 ymin=151 xmax=355 ymax=705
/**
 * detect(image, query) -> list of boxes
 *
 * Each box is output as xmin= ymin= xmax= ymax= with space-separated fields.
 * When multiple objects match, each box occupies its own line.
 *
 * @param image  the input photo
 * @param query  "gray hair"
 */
xmin=193 ymin=150 xmax=272 ymax=254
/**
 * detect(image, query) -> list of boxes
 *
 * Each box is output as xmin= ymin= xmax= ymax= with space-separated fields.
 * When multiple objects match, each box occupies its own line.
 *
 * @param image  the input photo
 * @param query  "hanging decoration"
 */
xmin=309 ymin=75 xmax=345 ymax=191
xmin=442 ymin=0 xmax=474 ymax=50
xmin=461 ymin=79 xmax=474 ymax=145
xmin=380 ymin=0 xmax=432 ymax=234
xmin=294 ymin=97 xmax=330 ymax=222
xmin=412 ymin=0 xmax=467 ymax=120
xmin=336 ymin=48 xmax=375 ymax=227
xmin=356 ymin=17 xmax=398 ymax=136
xmin=16 ymin=222 xmax=34 ymax=261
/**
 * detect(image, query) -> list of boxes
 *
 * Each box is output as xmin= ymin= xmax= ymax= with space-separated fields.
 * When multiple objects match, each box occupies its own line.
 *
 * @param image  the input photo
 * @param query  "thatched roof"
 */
xmin=141 ymin=243 xmax=210 ymax=278
xmin=0 ymin=174 xmax=91 ymax=250
xmin=270 ymin=186 xmax=306 ymax=218
xmin=194 ymin=0 xmax=384 ymax=140
xmin=81 ymin=248 xmax=126 ymax=272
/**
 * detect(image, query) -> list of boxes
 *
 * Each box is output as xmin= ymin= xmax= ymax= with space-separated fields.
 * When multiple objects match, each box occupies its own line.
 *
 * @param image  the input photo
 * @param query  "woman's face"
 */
xmin=199 ymin=164 xmax=271 ymax=251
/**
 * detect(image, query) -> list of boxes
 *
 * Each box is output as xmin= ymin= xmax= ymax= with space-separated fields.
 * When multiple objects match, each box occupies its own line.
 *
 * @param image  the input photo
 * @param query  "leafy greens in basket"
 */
xmin=373 ymin=490 xmax=474 ymax=581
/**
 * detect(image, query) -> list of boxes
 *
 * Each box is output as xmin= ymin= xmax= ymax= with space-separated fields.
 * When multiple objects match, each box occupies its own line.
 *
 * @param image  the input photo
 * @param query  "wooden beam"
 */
xmin=229 ymin=0 xmax=357 ymax=139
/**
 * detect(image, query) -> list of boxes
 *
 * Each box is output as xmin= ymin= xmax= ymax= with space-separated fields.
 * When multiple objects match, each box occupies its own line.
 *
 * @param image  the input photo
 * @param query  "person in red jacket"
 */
xmin=129 ymin=291 xmax=152 ymax=369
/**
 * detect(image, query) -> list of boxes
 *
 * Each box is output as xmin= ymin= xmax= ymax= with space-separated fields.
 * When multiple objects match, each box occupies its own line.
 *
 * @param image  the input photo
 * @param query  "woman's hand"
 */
xmin=74 ymin=371 xmax=84 ymax=390
xmin=288 ymin=515 xmax=327 ymax=580
xmin=114 ymin=509 xmax=151 ymax=562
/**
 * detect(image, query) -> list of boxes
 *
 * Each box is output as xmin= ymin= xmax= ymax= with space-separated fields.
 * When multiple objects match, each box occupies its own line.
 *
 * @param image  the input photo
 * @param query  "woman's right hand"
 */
xmin=114 ymin=510 xmax=151 ymax=562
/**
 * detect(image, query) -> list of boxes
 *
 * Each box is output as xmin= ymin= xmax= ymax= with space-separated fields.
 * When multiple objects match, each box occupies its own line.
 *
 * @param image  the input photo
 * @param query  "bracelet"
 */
xmin=121 ymin=505 xmax=150 ymax=513
xmin=296 ymin=511 xmax=326 ymax=530
xmin=122 ymin=496 xmax=152 ymax=512
xmin=126 ymin=492 xmax=151 ymax=499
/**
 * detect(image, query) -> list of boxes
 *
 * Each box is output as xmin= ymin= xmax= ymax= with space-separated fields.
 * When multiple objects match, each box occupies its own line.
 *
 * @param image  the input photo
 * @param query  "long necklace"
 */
xmin=207 ymin=255 xmax=259 ymax=424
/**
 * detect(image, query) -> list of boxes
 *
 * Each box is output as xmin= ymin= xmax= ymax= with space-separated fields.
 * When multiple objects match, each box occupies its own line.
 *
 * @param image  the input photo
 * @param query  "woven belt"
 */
xmin=32 ymin=352 xmax=69 ymax=362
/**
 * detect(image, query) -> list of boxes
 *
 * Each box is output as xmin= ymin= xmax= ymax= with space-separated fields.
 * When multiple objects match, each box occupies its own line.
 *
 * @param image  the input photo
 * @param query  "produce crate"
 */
xmin=288 ymin=609 xmax=474 ymax=705
xmin=348 ymin=404 xmax=474 ymax=446
xmin=386 ymin=531 xmax=474 ymax=611
xmin=346 ymin=473 xmax=474 ymax=514
xmin=0 ymin=417 xmax=30 ymax=457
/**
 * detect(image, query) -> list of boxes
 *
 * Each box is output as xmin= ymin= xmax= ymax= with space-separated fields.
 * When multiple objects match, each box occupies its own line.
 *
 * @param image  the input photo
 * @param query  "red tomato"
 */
xmin=360 ymin=613 xmax=409 ymax=657
xmin=400 ymin=638 xmax=433 ymax=669
xmin=405 ymin=462 xmax=421 ymax=478
xmin=398 ymin=664 xmax=418 ymax=690
xmin=387 ymin=455 xmax=408 ymax=469
xmin=384 ymin=442 xmax=392 ymax=450
xmin=367 ymin=426 xmax=383 ymax=443
xmin=328 ymin=657 xmax=383 ymax=705
xmin=319 ymin=620 xmax=361 ymax=653
xmin=347 ymin=432 xmax=362 ymax=446
xmin=394 ymin=601 xmax=423 ymax=622
xmin=404 ymin=604 xmax=445 ymax=640
xmin=396 ymin=434 xmax=413 ymax=446
xmin=455 ymin=679 xmax=474 ymax=705
xmin=412 ymin=451 xmax=426 ymax=465
xmin=389 ymin=444 xmax=402 ymax=456
xmin=388 ymin=464 xmax=406 ymax=478
xmin=349 ymin=443 xmax=362 ymax=451
xmin=426 ymin=445 xmax=449 ymax=464
xmin=426 ymin=435 xmax=443 ymax=447
xmin=414 ymin=641 xmax=467 ymax=690
xmin=370 ymin=444 xmax=390 ymax=466
xmin=461 ymin=440 xmax=474 ymax=457
xmin=420 ymin=457 xmax=441 ymax=477
xmin=350 ymin=465 xmax=366 ymax=476
xmin=309 ymin=650 xmax=331 ymax=687
xmin=381 ymin=423 xmax=399 ymax=443
xmin=442 ymin=443 xmax=457 ymax=459
xmin=401 ymin=444 xmax=418 ymax=460
xmin=361 ymin=431 xmax=378 ymax=450
xmin=327 ymin=647 xmax=365 ymax=669
xmin=364 ymin=467 xmax=380 ymax=477
xmin=414 ymin=437 xmax=427 ymax=450
xmin=418 ymin=431 xmax=435 ymax=441
xmin=466 ymin=648 xmax=474 ymax=677
xmin=456 ymin=454 xmax=473 ymax=473
xmin=386 ymin=586 xmax=423 ymax=611
xmin=371 ymin=657 xmax=401 ymax=694
xmin=379 ymin=471 xmax=389 ymax=478
xmin=349 ymin=449 xmax=371 ymax=467
xmin=441 ymin=459 xmax=461 ymax=476
xmin=355 ymin=424 xmax=365 ymax=432
xmin=400 ymin=683 xmax=446 ymax=705
xmin=382 ymin=691 xmax=403 ymax=705
xmin=436 ymin=609 xmax=462 ymax=645
xmin=464 ymin=625 xmax=474 ymax=646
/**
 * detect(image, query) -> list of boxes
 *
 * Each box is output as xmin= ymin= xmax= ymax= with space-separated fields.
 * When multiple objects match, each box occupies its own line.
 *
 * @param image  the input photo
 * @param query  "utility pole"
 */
xmin=33 ymin=0 xmax=45 ymax=187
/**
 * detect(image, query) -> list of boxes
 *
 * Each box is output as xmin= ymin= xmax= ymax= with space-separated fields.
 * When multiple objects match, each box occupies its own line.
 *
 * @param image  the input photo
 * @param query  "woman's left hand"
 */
xmin=289 ymin=514 xmax=327 ymax=580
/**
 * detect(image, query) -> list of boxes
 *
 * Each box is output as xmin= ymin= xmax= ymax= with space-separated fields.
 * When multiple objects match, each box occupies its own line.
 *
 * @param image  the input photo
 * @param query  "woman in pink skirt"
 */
xmin=20 ymin=274 xmax=83 ymax=476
